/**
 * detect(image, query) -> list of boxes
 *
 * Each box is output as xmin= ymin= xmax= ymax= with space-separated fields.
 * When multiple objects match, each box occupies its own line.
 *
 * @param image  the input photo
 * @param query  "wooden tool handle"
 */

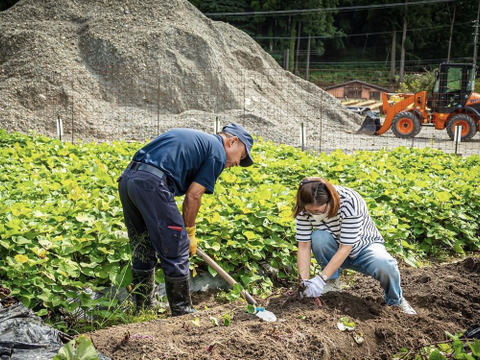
xmin=196 ymin=247 xmax=257 ymax=305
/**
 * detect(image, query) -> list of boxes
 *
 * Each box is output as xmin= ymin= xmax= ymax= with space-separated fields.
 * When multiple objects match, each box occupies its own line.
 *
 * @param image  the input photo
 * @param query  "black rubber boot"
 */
xmin=132 ymin=268 xmax=157 ymax=311
xmin=165 ymin=275 xmax=196 ymax=316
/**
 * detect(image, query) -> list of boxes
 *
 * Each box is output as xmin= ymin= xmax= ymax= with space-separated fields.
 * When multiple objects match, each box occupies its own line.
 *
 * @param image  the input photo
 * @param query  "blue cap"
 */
xmin=222 ymin=123 xmax=254 ymax=167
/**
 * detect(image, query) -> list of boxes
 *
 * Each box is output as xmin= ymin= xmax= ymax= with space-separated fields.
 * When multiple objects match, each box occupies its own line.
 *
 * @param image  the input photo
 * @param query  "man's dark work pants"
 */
xmin=118 ymin=163 xmax=189 ymax=278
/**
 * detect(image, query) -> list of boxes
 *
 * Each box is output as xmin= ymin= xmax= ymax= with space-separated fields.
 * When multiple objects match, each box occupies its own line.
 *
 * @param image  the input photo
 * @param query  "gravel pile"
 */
xmin=0 ymin=0 xmax=363 ymax=146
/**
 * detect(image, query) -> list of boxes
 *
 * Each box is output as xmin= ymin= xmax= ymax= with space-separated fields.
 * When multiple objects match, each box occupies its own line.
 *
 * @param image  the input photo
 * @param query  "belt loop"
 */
xmin=129 ymin=161 xmax=139 ymax=171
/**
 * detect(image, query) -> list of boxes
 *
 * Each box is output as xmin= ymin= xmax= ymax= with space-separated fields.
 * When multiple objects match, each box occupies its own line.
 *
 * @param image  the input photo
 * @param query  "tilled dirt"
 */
xmin=89 ymin=256 xmax=480 ymax=360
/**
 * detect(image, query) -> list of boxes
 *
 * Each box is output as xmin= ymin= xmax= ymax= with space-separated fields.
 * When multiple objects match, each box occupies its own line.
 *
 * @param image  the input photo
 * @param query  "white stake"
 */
xmin=56 ymin=116 xmax=64 ymax=140
xmin=454 ymin=124 xmax=462 ymax=155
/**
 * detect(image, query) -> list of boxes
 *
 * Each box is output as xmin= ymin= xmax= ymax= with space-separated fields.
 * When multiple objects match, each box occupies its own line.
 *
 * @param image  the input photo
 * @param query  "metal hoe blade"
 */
xmin=196 ymin=247 xmax=277 ymax=322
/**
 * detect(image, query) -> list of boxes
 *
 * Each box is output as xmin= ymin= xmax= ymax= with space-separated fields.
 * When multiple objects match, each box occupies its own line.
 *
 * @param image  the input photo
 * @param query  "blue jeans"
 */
xmin=311 ymin=230 xmax=403 ymax=305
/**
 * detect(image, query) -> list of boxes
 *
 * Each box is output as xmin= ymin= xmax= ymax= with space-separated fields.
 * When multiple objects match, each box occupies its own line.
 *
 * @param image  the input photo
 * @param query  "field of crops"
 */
xmin=1 ymin=129 xmax=479 ymax=331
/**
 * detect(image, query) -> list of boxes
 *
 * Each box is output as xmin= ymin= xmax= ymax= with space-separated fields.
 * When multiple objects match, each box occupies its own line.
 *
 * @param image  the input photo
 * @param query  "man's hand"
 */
xmin=302 ymin=275 xmax=325 ymax=298
xmin=186 ymin=226 xmax=197 ymax=257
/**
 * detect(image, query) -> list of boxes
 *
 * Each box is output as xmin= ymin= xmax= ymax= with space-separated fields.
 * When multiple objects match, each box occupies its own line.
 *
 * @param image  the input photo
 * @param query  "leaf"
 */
xmin=437 ymin=343 xmax=450 ymax=352
xmin=53 ymin=339 xmax=75 ymax=360
xmin=453 ymin=243 xmax=465 ymax=254
xmin=243 ymin=231 xmax=256 ymax=240
xmin=207 ymin=266 xmax=218 ymax=277
xmin=428 ymin=349 xmax=447 ymax=360
xmin=210 ymin=316 xmax=219 ymax=326
xmin=207 ymin=212 xmax=222 ymax=224
xmin=222 ymin=313 xmax=231 ymax=327
xmin=403 ymin=253 xmax=420 ymax=268
xmin=14 ymin=254 xmax=29 ymax=264
xmin=33 ymin=247 xmax=47 ymax=259
xmin=240 ymin=274 xmax=251 ymax=286
xmin=76 ymin=335 xmax=99 ymax=360
xmin=114 ymin=264 xmax=133 ymax=288
xmin=469 ymin=339 xmax=480 ymax=356
xmin=337 ymin=316 xmax=355 ymax=331
xmin=435 ymin=191 xmax=451 ymax=202
xmin=206 ymin=242 xmax=221 ymax=252
xmin=75 ymin=213 xmax=96 ymax=224
xmin=191 ymin=317 xmax=201 ymax=327
xmin=36 ymin=308 xmax=48 ymax=317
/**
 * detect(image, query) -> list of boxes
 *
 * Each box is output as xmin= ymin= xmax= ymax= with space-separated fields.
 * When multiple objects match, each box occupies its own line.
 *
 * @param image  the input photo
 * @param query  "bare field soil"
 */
xmin=89 ymin=257 xmax=480 ymax=360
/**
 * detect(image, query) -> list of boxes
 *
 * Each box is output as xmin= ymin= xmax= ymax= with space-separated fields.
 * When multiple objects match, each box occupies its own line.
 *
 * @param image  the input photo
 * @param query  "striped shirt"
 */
xmin=295 ymin=186 xmax=384 ymax=258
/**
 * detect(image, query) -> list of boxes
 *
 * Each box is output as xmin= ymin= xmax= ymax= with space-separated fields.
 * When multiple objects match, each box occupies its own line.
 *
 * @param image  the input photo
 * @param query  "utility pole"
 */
xmin=305 ymin=35 xmax=311 ymax=81
xmin=447 ymin=4 xmax=456 ymax=63
xmin=294 ymin=21 xmax=301 ymax=75
xmin=473 ymin=1 xmax=480 ymax=68
xmin=390 ymin=30 xmax=396 ymax=85
xmin=399 ymin=0 xmax=408 ymax=83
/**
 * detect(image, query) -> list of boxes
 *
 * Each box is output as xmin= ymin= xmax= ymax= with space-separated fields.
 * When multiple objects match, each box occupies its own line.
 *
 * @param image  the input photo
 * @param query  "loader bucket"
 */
xmin=356 ymin=111 xmax=381 ymax=135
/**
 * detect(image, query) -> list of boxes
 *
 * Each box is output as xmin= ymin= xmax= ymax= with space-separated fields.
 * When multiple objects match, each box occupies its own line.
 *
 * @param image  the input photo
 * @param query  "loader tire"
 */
xmin=392 ymin=111 xmax=421 ymax=138
xmin=446 ymin=114 xmax=477 ymax=142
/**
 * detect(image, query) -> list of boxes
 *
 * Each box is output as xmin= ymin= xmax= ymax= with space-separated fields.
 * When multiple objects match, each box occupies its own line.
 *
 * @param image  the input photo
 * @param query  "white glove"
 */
xmin=303 ymin=275 xmax=325 ymax=298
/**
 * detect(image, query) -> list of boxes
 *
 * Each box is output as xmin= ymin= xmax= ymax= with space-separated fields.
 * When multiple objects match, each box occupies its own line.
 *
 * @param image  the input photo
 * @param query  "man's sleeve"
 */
xmin=194 ymin=156 xmax=225 ymax=194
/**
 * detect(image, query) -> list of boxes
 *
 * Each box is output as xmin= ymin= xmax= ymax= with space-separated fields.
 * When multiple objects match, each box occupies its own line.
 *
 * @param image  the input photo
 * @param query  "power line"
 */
xmin=205 ymin=0 xmax=454 ymax=17
xmin=253 ymin=21 xmax=471 ymax=41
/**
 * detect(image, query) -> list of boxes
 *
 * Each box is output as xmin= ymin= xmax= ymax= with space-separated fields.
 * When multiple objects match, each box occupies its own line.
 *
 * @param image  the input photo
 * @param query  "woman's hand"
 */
xmin=302 ymin=275 xmax=325 ymax=298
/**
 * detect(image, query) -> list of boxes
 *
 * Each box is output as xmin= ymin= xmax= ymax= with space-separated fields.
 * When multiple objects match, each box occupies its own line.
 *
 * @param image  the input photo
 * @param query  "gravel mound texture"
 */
xmin=0 ymin=0 xmax=362 ymax=145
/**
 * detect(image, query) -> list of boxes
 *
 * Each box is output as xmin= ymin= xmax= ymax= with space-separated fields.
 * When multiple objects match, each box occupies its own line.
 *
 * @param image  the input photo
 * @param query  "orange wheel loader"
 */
xmin=357 ymin=63 xmax=480 ymax=141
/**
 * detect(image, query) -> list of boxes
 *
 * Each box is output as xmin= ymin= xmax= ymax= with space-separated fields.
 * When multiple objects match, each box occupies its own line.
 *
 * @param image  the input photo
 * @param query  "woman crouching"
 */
xmin=293 ymin=177 xmax=416 ymax=315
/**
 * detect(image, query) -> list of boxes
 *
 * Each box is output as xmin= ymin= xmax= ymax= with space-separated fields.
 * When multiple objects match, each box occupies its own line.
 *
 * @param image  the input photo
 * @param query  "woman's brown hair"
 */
xmin=292 ymin=177 xmax=340 ymax=218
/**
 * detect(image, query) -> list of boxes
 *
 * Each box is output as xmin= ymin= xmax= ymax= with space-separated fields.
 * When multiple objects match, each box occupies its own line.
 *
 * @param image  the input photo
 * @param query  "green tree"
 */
xmin=334 ymin=0 xmax=477 ymax=67
xmin=192 ymin=0 xmax=253 ymax=35
xmin=249 ymin=0 xmax=339 ymax=72
xmin=0 ymin=0 xmax=19 ymax=11
xmin=190 ymin=0 xmax=339 ymax=72
xmin=327 ymin=0 xmax=477 ymax=87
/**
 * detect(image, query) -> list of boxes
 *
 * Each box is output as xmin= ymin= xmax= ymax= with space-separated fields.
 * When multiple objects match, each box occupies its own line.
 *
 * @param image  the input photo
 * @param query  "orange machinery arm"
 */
xmin=377 ymin=91 xmax=428 ymax=135
xmin=377 ymin=92 xmax=415 ymax=135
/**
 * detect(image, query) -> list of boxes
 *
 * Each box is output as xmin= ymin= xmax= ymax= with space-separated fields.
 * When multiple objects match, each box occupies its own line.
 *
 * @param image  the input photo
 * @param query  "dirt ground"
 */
xmin=89 ymin=256 xmax=480 ymax=360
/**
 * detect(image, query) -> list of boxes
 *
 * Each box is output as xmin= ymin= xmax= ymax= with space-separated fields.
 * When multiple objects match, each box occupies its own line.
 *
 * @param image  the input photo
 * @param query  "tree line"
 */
xmin=190 ymin=0 xmax=480 ymax=84
xmin=2 ymin=0 xmax=479 ymax=86
xmin=0 ymin=0 xmax=15 ymax=11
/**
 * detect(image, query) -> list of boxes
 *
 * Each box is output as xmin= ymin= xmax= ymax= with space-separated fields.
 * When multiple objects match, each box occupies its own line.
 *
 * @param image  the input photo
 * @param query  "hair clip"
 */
xmin=299 ymin=180 xmax=319 ymax=187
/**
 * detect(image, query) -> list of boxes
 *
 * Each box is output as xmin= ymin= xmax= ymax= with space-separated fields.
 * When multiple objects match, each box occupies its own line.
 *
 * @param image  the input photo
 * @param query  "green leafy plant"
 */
xmin=210 ymin=316 xmax=219 ymax=326
xmin=337 ymin=316 xmax=355 ymax=331
xmin=398 ymin=69 xmax=436 ymax=93
xmin=53 ymin=335 xmax=99 ymax=360
xmin=221 ymin=312 xmax=232 ymax=326
xmin=191 ymin=317 xmax=201 ymax=327
xmin=394 ymin=331 xmax=480 ymax=359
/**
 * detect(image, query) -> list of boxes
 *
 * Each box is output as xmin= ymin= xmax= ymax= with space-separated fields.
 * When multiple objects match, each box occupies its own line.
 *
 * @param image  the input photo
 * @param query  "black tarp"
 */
xmin=0 ymin=294 xmax=109 ymax=360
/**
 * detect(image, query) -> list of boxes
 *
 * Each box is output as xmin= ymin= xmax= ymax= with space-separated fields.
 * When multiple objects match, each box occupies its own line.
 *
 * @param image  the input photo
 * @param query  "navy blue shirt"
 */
xmin=132 ymin=129 xmax=226 ymax=196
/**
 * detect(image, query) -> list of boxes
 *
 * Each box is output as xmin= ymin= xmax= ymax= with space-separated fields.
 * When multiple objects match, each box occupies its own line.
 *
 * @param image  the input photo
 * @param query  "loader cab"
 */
xmin=430 ymin=63 xmax=476 ymax=113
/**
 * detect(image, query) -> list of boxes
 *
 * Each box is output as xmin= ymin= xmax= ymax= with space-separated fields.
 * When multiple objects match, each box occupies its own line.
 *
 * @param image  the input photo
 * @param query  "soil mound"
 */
xmin=89 ymin=257 xmax=480 ymax=360
xmin=0 ymin=0 xmax=360 ymax=143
